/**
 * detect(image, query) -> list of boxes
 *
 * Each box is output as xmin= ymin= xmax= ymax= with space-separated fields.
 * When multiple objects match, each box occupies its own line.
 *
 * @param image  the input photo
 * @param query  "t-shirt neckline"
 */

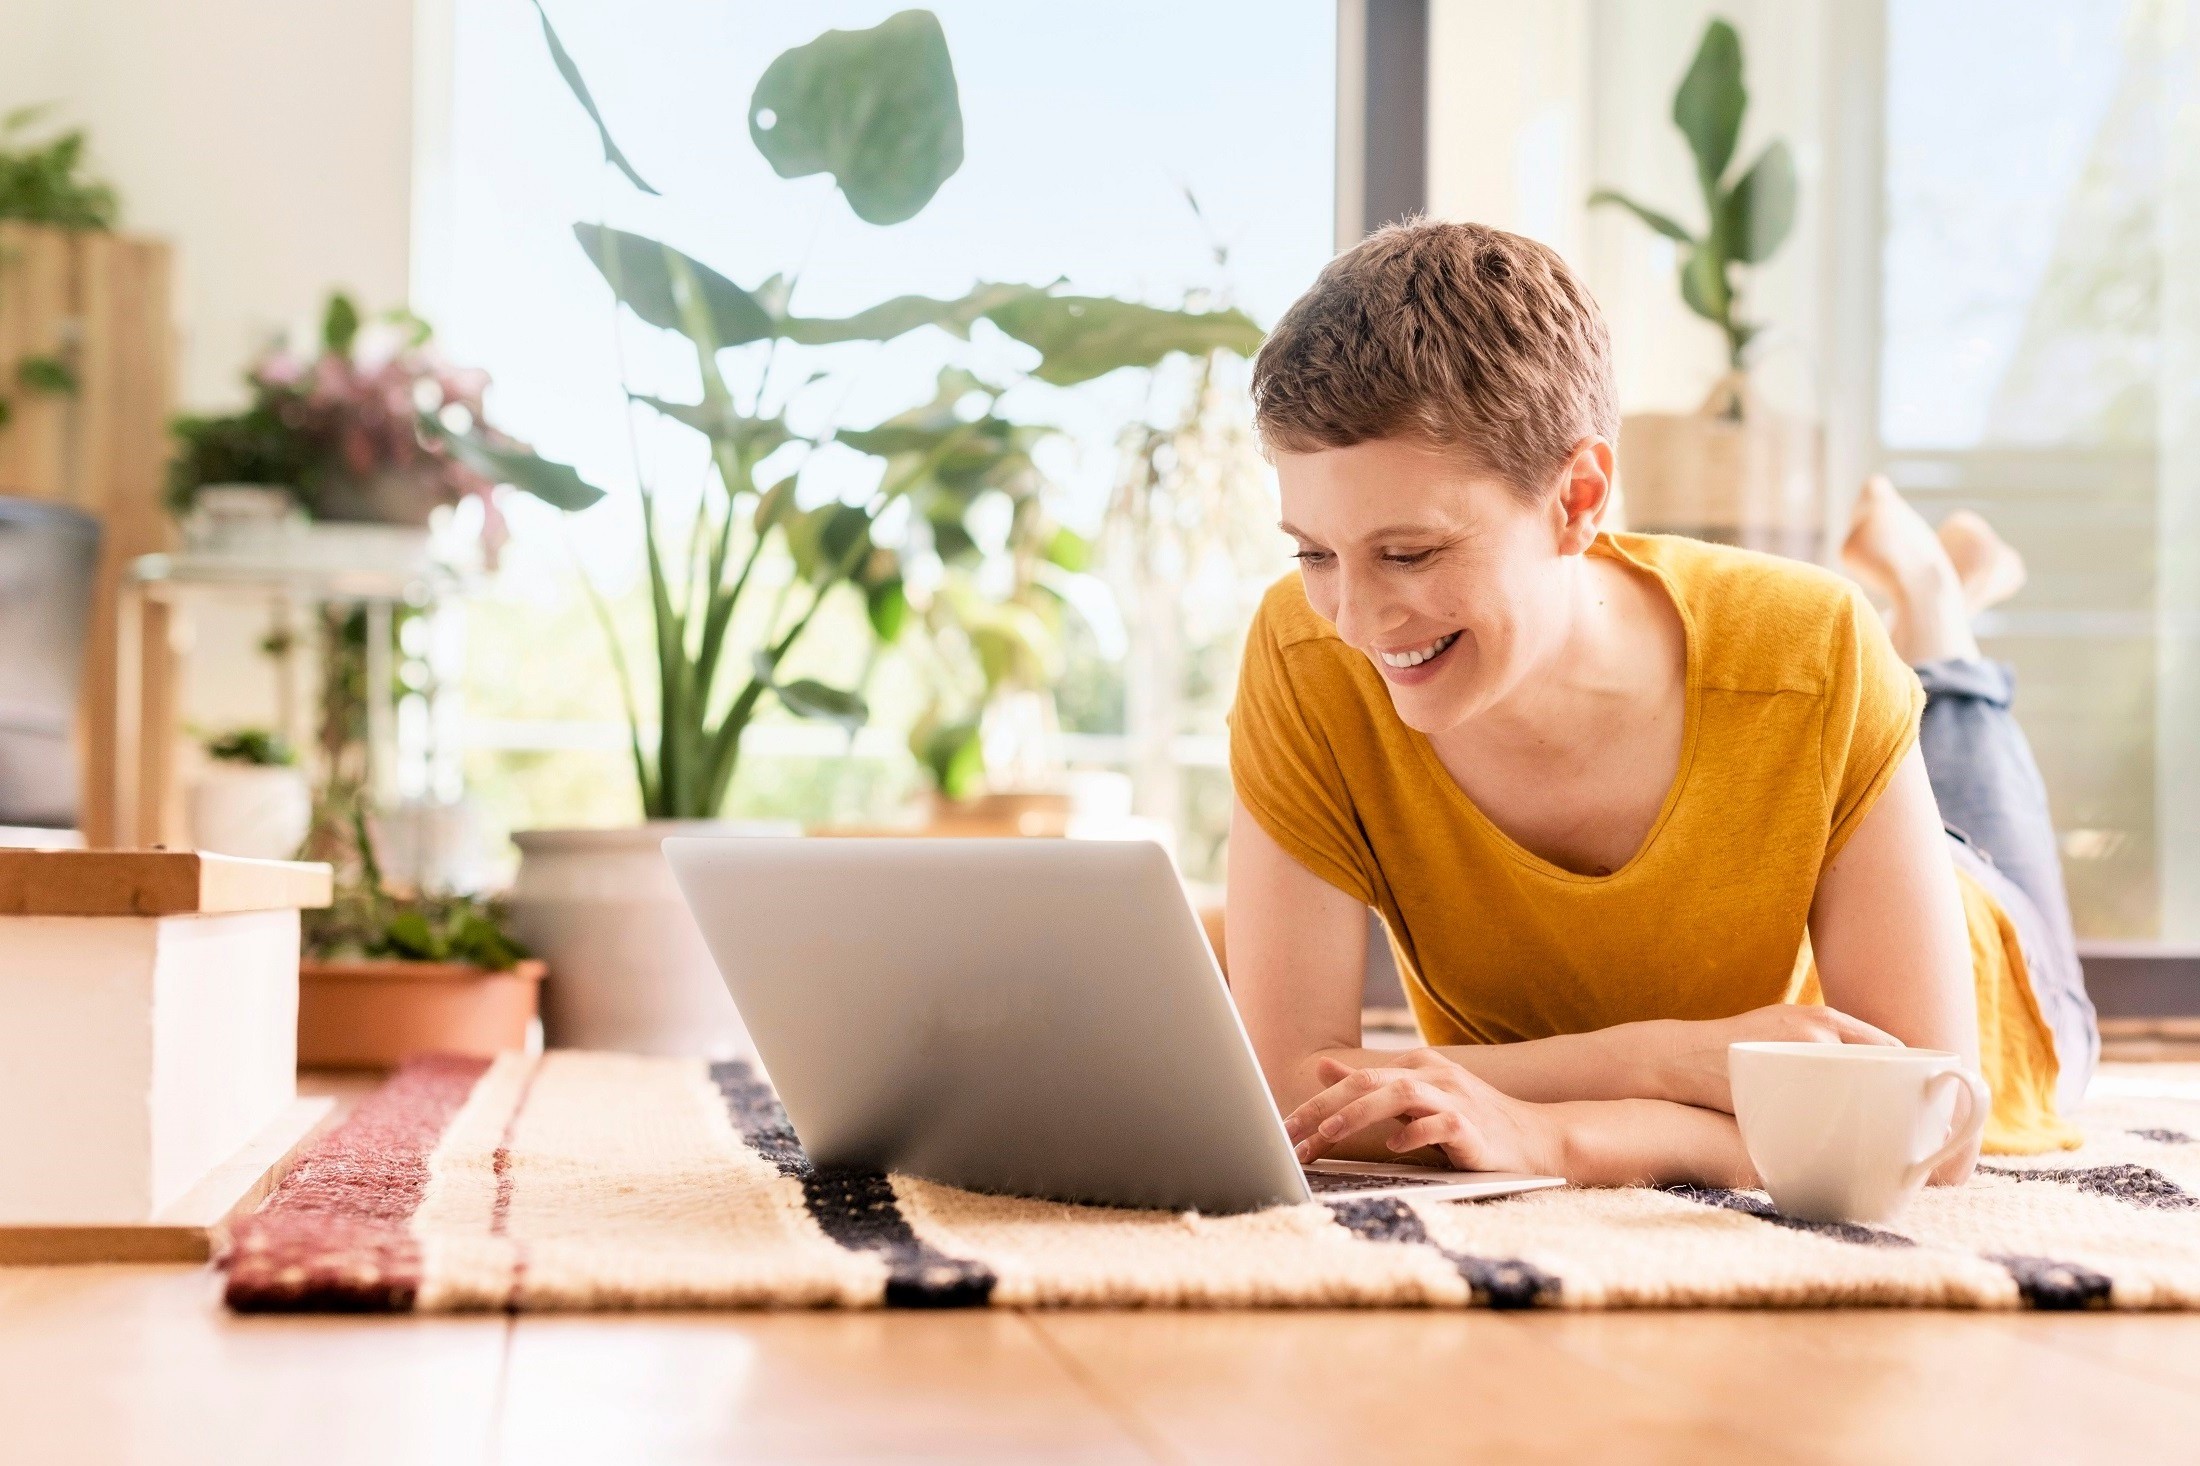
xmin=1402 ymin=532 xmax=1705 ymax=886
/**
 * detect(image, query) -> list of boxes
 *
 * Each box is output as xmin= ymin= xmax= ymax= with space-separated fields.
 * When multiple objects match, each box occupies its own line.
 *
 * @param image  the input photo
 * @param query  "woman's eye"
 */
xmin=1383 ymin=550 xmax=1434 ymax=567
xmin=1292 ymin=549 xmax=1331 ymax=566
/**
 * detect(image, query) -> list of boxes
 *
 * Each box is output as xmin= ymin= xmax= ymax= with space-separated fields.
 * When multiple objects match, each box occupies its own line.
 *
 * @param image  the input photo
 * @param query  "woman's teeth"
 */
xmin=1379 ymin=631 xmax=1459 ymax=669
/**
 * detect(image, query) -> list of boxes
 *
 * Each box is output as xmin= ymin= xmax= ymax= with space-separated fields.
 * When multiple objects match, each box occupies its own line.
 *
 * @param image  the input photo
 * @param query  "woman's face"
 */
xmin=1274 ymin=436 xmax=1602 ymax=736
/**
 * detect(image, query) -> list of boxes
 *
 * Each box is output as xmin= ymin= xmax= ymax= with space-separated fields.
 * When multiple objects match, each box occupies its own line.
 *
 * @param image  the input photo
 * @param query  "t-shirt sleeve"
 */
xmin=1820 ymin=582 xmax=1927 ymax=867
xmin=1227 ymin=598 xmax=1376 ymax=906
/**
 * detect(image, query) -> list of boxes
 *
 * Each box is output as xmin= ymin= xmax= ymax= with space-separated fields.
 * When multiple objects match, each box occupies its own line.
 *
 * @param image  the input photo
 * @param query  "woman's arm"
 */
xmin=1807 ymin=744 xmax=1983 ymax=1180
xmin=1226 ymin=798 xmax=1891 ymax=1121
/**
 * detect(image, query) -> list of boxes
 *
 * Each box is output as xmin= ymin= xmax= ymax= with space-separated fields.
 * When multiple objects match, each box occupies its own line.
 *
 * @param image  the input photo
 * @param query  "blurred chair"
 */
xmin=0 ymin=497 xmax=100 ymax=841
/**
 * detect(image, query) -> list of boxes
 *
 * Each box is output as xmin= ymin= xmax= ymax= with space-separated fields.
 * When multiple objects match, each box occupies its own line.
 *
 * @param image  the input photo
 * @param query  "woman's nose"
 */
xmin=1327 ymin=569 xmax=1401 ymax=650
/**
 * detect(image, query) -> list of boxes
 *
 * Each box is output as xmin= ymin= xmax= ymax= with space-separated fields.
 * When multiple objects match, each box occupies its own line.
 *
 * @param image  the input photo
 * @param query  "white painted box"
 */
xmin=0 ymin=851 xmax=330 ymax=1225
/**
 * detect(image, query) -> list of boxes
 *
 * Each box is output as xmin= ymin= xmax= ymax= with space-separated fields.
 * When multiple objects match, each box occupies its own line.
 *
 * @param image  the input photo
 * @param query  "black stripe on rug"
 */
xmin=1978 ymin=1162 xmax=2200 ymax=1211
xmin=2129 ymin=1128 xmax=2194 ymax=1144
xmin=1661 ymin=1185 xmax=1918 ymax=1247
xmin=1986 ymin=1254 xmax=2114 ymax=1310
xmin=1326 ymin=1197 xmax=1557 ymax=1309
xmin=710 ymin=1061 xmax=997 ymax=1309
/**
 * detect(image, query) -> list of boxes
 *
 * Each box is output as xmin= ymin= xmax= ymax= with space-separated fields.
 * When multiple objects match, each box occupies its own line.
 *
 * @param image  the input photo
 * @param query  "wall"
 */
xmin=0 ymin=0 xmax=416 ymax=411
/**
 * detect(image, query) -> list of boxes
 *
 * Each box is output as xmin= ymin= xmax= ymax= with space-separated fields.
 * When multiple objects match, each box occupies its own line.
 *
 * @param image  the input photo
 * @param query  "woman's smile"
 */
xmin=1372 ymin=629 xmax=1461 ymax=683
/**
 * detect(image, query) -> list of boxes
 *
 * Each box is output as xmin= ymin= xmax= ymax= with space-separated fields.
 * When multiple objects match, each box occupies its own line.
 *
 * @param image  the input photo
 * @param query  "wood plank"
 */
xmin=0 ymin=223 xmax=76 ymax=502
xmin=0 ymin=1265 xmax=507 ymax=1466
xmin=498 ymin=1311 xmax=1158 ymax=1464
xmin=1519 ymin=1309 xmax=2200 ymax=1465
xmin=1029 ymin=1310 xmax=1792 ymax=1465
xmin=0 ymin=1098 xmax=334 ymax=1265
xmin=0 ymin=848 xmax=331 ymax=915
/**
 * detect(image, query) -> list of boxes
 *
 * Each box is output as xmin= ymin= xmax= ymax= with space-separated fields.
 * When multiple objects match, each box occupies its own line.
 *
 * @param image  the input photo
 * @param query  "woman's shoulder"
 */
xmin=1607 ymin=532 xmax=1876 ymax=697
xmin=1251 ymin=571 xmax=1336 ymax=650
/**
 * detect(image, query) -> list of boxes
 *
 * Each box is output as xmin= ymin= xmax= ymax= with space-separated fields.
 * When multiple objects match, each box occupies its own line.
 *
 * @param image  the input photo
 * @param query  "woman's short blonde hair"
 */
xmin=1250 ymin=217 xmax=1618 ymax=501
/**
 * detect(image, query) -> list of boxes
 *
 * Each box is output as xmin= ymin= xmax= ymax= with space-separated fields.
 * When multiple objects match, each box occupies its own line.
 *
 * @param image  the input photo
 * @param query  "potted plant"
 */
xmin=297 ymin=816 xmax=543 ymax=1069
xmin=185 ymin=728 xmax=312 ymax=861
xmin=481 ymin=8 xmax=1261 ymax=1056
xmin=0 ymin=106 xmax=114 ymax=434
xmin=167 ymin=292 xmax=538 ymax=574
xmin=1588 ymin=17 xmax=1818 ymax=559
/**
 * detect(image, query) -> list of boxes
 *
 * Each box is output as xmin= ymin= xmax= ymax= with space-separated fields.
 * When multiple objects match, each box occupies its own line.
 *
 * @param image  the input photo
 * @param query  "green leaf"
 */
xmin=777 ymin=282 xmax=1045 ymax=346
xmin=914 ymin=718 xmax=985 ymax=799
xmin=1718 ymin=140 xmax=1796 ymax=265
xmin=1673 ymin=18 xmax=1746 ymax=187
xmin=384 ymin=909 xmax=444 ymax=962
xmin=16 ymin=354 xmax=75 ymax=395
xmin=1586 ymin=188 xmax=1697 ymax=246
xmin=322 ymin=292 xmax=361 ymax=356
xmin=573 ymin=224 xmax=773 ymax=348
xmin=631 ymin=395 xmax=798 ymax=459
xmin=776 ymin=677 xmax=869 ymax=730
xmin=748 ymin=10 xmax=964 ymax=226
xmin=1042 ymin=526 xmax=1091 ymax=573
xmin=529 ymin=0 xmax=658 ymax=195
xmin=1677 ymin=241 xmax=1729 ymax=325
xmin=753 ymin=473 xmax=797 ymax=532
xmin=865 ymin=575 xmax=908 ymax=641
xmin=432 ymin=422 xmax=607 ymax=512
xmin=783 ymin=501 xmax=873 ymax=584
xmin=981 ymin=295 xmax=1265 ymax=386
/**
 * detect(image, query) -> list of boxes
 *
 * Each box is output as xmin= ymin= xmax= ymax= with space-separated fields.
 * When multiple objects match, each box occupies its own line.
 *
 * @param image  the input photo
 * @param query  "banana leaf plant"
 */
xmin=445 ymin=7 xmax=1263 ymax=820
xmin=1588 ymin=17 xmax=1797 ymax=377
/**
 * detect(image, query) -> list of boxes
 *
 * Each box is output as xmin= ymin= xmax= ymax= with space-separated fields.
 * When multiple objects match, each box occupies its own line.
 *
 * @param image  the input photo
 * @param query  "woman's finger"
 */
xmin=1824 ymin=1009 xmax=1903 ymax=1046
xmin=1314 ymin=1078 xmax=1442 ymax=1144
xmin=1284 ymin=1065 xmax=1394 ymax=1141
xmin=1388 ymin=1111 xmax=1472 ymax=1157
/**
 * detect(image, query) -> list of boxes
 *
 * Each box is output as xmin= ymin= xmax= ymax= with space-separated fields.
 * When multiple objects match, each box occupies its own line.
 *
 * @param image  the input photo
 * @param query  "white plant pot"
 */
xmin=508 ymin=821 xmax=796 ymax=1058
xmin=186 ymin=764 xmax=312 ymax=861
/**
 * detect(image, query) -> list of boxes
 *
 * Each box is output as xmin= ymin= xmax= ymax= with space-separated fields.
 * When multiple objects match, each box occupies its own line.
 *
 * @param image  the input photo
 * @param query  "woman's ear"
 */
xmin=1553 ymin=438 xmax=1616 ymax=554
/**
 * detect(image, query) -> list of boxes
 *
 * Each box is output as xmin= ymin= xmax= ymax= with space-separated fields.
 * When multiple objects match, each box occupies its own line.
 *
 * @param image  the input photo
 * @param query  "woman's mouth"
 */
xmin=1373 ymin=630 xmax=1460 ymax=681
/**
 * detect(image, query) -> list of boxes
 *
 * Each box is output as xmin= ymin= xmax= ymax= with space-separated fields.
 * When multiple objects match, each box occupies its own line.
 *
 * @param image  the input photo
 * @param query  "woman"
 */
xmin=1227 ymin=220 xmax=2096 ymax=1188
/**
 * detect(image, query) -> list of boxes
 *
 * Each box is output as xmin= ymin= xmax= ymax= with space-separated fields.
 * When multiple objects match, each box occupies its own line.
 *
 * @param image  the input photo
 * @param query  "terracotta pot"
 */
xmin=923 ymin=790 xmax=1073 ymax=838
xmin=507 ymin=821 xmax=795 ymax=1058
xmin=297 ymin=957 xmax=545 ymax=1071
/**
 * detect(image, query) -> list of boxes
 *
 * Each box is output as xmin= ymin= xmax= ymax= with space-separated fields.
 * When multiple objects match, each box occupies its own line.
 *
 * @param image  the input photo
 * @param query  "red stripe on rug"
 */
xmin=492 ymin=1054 xmax=546 ymax=1310
xmin=222 ymin=1054 xmax=493 ymax=1313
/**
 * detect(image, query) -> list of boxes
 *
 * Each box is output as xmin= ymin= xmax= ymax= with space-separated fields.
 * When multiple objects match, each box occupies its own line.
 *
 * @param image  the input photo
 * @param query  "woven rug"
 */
xmin=222 ymin=1051 xmax=2200 ymax=1313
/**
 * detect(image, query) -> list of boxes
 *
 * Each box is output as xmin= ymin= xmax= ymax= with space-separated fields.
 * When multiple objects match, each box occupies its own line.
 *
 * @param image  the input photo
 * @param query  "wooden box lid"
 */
xmin=0 ymin=850 xmax=333 ymax=916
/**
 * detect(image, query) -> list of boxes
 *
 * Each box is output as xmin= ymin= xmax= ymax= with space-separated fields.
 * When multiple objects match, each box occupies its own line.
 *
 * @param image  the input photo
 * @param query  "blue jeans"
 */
xmin=1915 ymin=658 xmax=2099 ymax=1108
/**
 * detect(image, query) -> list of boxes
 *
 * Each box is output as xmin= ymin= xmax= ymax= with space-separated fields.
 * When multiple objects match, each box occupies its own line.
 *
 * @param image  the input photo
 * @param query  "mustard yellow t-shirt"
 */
xmin=1228 ymin=531 xmax=2077 ymax=1154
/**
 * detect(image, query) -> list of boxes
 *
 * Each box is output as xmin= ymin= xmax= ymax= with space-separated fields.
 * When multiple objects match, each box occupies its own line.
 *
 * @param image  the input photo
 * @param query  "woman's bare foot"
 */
xmin=1840 ymin=475 xmax=1979 ymax=663
xmin=1938 ymin=510 xmax=2026 ymax=614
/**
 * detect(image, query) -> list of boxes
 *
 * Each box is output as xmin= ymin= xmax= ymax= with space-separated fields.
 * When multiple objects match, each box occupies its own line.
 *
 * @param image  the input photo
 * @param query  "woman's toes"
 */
xmin=1938 ymin=509 xmax=2027 ymax=613
xmin=1840 ymin=474 xmax=1946 ymax=604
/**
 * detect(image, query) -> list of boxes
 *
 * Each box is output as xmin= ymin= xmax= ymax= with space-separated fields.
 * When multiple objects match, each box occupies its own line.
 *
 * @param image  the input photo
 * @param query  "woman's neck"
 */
xmin=1447 ymin=550 xmax=1682 ymax=770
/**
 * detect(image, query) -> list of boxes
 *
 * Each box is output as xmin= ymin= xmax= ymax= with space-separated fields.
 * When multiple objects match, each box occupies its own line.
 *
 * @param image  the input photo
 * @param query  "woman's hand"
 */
xmin=1654 ymin=1005 xmax=1902 ymax=1113
xmin=1283 ymin=1049 xmax=1567 ymax=1175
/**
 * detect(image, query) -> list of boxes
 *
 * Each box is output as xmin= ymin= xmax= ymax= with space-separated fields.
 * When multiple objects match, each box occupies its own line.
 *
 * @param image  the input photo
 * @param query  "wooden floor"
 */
xmin=6 ymin=1264 xmax=2200 ymax=1464
xmin=10 ymin=1064 xmax=2200 ymax=1465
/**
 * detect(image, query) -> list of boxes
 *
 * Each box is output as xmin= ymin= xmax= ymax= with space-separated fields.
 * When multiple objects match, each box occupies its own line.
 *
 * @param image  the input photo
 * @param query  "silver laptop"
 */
xmin=664 ymin=836 xmax=1565 ymax=1214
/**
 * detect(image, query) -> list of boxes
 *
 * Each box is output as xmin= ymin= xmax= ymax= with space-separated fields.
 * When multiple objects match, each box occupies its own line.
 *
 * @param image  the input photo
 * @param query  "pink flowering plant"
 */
xmin=168 ymin=293 xmax=597 ymax=554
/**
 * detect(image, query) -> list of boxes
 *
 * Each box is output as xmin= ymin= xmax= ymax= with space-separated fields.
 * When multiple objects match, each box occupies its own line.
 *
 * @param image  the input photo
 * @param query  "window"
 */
xmin=1879 ymin=0 xmax=2197 ymax=939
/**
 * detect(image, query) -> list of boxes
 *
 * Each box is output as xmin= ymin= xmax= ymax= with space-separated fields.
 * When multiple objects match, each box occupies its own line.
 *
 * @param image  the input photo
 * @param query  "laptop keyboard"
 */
xmin=1302 ymin=1169 xmax=1464 ymax=1194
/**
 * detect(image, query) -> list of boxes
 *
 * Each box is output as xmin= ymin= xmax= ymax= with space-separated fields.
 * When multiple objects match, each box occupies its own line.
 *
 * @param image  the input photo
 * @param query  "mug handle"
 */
xmin=1903 ymin=1067 xmax=1991 ymax=1188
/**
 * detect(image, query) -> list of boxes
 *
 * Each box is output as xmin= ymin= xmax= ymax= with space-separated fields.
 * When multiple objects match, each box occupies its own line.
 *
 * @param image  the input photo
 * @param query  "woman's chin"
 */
xmin=1383 ymin=681 xmax=1469 ymax=734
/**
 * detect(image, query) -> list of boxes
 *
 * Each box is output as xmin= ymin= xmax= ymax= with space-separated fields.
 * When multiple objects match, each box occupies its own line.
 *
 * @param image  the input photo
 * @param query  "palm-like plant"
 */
xmin=1589 ymin=18 xmax=1798 ymax=375
xmin=455 ymin=8 xmax=1263 ymax=820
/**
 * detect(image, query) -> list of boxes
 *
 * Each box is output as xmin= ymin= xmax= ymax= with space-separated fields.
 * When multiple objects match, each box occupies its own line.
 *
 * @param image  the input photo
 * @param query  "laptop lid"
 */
xmin=664 ymin=836 xmax=1311 ymax=1212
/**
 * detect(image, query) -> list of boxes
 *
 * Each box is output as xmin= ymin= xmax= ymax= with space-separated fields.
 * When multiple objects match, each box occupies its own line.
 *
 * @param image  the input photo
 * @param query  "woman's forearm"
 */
xmin=1304 ymin=1021 xmax=1687 ymax=1110
xmin=1545 ymin=1097 xmax=1757 ymax=1188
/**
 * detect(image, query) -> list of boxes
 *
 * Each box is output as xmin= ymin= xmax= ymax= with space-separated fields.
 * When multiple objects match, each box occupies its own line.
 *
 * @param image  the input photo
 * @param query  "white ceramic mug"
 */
xmin=1728 ymin=1041 xmax=1990 ymax=1224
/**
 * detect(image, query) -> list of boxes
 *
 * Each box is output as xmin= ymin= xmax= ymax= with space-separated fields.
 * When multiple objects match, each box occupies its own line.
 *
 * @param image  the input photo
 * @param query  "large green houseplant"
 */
xmin=493 ymin=7 xmax=1261 ymax=1055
